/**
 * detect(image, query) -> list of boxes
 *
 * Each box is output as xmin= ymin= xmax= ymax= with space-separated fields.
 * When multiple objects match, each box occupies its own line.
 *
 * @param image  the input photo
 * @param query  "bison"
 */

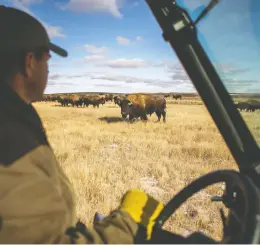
xmin=119 ymin=94 xmax=166 ymax=122
xmin=105 ymin=94 xmax=113 ymax=102
xmin=247 ymin=100 xmax=260 ymax=111
xmin=68 ymin=94 xmax=83 ymax=107
xmin=84 ymin=95 xmax=106 ymax=108
xmin=40 ymin=94 xmax=59 ymax=102
xmin=172 ymin=94 xmax=182 ymax=100
xmin=114 ymin=95 xmax=126 ymax=106
xmin=236 ymin=102 xmax=254 ymax=112
xmin=56 ymin=94 xmax=84 ymax=107
xmin=57 ymin=95 xmax=70 ymax=106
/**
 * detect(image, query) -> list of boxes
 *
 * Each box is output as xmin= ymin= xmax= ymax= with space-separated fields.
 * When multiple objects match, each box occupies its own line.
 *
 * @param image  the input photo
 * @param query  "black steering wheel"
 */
xmin=146 ymin=170 xmax=253 ymax=244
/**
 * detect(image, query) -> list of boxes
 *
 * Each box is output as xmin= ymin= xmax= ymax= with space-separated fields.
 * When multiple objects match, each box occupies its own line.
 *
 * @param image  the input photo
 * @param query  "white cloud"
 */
xmin=44 ymin=24 xmax=66 ymax=38
xmin=80 ymin=52 xmax=167 ymax=67
xmin=84 ymin=55 xmax=106 ymax=62
xmin=8 ymin=0 xmax=65 ymax=38
xmin=116 ymin=35 xmax=144 ymax=45
xmin=103 ymin=58 xmax=149 ymax=68
xmin=45 ymin=56 xmax=259 ymax=94
xmin=61 ymin=0 xmax=123 ymax=18
xmin=84 ymin=44 xmax=109 ymax=55
xmin=136 ymin=36 xmax=144 ymax=41
xmin=116 ymin=36 xmax=131 ymax=45
xmin=45 ymin=68 xmax=196 ymax=94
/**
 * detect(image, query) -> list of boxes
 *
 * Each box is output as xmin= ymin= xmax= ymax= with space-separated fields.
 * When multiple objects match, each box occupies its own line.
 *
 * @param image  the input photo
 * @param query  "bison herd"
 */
xmin=235 ymin=100 xmax=260 ymax=112
xmin=41 ymin=93 xmax=167 ymax=122
xmin=40 ymin=93 xmax=260 ymax=123
xmin=42 ymin=94 xmax=113 ymax=108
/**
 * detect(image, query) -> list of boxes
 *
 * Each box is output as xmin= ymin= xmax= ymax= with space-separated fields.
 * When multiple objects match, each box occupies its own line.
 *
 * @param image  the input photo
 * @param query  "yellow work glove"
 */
xmin=118 ymin=189 xmax=164 ymax=241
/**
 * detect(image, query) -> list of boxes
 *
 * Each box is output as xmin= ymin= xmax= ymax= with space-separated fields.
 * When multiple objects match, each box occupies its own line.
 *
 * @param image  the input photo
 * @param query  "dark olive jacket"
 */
xmin=0 ymin=84 xmax=138 ymax=243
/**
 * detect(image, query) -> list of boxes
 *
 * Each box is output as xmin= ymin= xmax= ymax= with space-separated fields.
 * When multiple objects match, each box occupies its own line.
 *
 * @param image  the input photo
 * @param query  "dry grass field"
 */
xmin=33 ymin=96 xmax=260 ymax=242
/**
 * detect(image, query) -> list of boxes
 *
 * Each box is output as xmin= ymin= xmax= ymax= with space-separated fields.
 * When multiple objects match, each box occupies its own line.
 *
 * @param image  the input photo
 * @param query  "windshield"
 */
xmin=4 ymin=0 xmax=260 ymax=242
xmin=178 ymin=0 xmax=260 ymax=145
xmin=3 ymin=0 xmax=259 ymax=241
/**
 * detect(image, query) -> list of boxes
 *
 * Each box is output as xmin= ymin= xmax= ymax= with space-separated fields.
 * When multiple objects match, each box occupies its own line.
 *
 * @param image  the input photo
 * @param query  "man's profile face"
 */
xmin=36 ymin=51 xmax=51 ymax=96
xmin=25 ymin=49 xmax=50 ymax=102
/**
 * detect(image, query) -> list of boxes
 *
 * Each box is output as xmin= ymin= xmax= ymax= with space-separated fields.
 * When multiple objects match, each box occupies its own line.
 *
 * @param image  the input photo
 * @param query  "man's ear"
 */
xmin=24 ymin=52 xmax=36 ymax=78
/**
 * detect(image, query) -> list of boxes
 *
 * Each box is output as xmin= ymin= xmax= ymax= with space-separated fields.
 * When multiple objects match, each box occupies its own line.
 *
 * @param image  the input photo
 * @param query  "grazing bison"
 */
xmin=42 ymin=94 xmax=51 ymax=102
xmin=81 ymin=95 xmax=91 ymax=107
xmin=247 ymin=100 xmax=260 ymax=111
xmin=68 ymin=94 xmax=83 ymax=107
xmin=56 ymin=94 xmax=84 ymax=107
xmin=172 ymin=94 xmax=182 ymax=100
xmin=40 ymin=94 xmax=59 ymax=102
xmin=235 ymin=102 xmax=253 ymax=112
xmin=120 ymin=94 xmax=166 ymax=122
xmin=85 ymin=95 xmax=106 ymax=108
xmin=57 ymin=95 xmax=70 ymax=106
xmin=105 ymin=94 xmax=113 ymax=102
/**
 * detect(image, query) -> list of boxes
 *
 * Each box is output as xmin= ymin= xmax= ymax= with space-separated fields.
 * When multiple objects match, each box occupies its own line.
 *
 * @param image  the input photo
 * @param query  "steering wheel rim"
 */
xmin=153 ymin=170 xmax=249 ymax=242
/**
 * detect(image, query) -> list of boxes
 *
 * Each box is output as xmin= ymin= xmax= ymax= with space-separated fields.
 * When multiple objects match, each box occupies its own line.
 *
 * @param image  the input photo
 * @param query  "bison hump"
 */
xmin=127 ymin=94 xmax=146 ymax=110
xmin=127 ymin=93 xmax=166 ymax=109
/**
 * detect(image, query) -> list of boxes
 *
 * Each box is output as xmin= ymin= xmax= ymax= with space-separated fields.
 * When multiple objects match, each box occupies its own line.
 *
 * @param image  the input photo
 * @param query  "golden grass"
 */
xmin=33 ymin=100 xmax=260 ymax=242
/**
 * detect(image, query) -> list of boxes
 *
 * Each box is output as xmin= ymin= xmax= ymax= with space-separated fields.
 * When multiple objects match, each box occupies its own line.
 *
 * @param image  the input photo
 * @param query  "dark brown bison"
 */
xmin=57 ymin=95 xmax=70 ymax=106
xmin=235 ymin=102 xmax=254 ymax=112
xmin=84 ymin=95 xmax=105 ymax=108
xmin=105 ymin=94 xmax=113 ymax=102
xmin=42 ymin=94 xmax=50 ymax=101
xmin=172 ymin=94 xmax=182 ymax=100
xmin=56 ymin=94 xmax=82 ymax=107
xmin=114 ymin=95 xmax=126 ymax=106
xmin=119 ymin=94 xmax=166 ymax=122
xmin=68 ymin=94 xmax=82 ymax=107
xmin=247 ymin=100 xmax=260 ymax=111
xmin=40 ymin=94 xmax=59 ymax=102
xmin=80 ymin=95 xmax=91 ymax=107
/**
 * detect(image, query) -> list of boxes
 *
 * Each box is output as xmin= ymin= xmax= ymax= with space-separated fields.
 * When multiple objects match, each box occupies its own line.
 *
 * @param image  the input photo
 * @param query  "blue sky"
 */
xmin=2 ymin=0 xmax=260 ymax=93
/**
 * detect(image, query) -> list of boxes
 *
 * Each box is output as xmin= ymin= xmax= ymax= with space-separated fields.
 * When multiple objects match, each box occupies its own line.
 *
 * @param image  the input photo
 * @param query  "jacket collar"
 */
xmin=0 ymin=83 xmax=44 ymax=131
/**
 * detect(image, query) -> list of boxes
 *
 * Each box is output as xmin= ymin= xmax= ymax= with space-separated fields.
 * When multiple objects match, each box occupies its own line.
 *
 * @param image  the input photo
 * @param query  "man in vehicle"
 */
xmin=0 ymin=6 xmax=164 ymax=243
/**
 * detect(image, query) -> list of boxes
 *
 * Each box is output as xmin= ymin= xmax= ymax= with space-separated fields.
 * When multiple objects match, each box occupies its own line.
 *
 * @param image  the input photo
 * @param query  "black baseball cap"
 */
xmin=0 ymin=5 xmax=68 ymax=57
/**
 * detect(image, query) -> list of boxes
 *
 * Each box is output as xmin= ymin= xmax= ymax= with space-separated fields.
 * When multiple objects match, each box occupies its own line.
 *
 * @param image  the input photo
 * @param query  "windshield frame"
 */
xmin=145 ymin=0 xmax=260 ymax=178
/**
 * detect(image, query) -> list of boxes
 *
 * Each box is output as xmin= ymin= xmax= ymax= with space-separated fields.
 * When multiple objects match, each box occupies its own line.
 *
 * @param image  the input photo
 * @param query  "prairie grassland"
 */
xmin=33 ymin=99 xmax=260 ymax=241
